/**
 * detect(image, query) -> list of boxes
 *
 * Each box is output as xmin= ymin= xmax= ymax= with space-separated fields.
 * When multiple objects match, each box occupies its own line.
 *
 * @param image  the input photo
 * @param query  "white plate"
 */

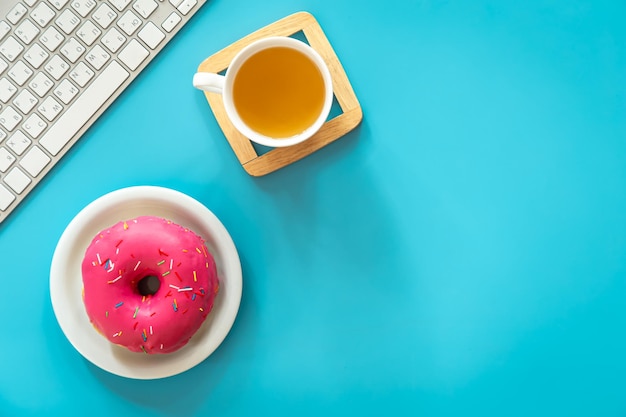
xmin=50 ymin=186 xmax=242 ymax=380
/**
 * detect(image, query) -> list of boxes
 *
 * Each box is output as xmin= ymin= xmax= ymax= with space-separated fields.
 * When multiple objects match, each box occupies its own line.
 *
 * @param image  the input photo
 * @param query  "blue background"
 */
xmin=1 ymin=0 xmax=626 ymax=415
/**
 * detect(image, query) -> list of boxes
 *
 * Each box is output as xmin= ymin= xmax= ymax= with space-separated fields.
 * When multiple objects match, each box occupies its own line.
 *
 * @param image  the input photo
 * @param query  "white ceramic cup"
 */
xmin=193 ymin=36 xmax=333 ymax=148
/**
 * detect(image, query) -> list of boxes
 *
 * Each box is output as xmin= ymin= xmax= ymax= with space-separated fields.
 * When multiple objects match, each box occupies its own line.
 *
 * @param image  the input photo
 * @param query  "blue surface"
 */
xmin=1 ymin=0 xmax=626 ymax=415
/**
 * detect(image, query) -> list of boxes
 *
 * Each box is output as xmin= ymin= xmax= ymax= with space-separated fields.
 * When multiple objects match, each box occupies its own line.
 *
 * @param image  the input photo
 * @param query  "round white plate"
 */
xmin=50 ymin=186 xmax=242 ymax=380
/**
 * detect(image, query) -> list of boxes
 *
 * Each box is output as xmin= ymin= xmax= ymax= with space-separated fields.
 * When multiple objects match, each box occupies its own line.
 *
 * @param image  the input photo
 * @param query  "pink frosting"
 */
xmin=81 ymin=216 xmax=219 ymax=354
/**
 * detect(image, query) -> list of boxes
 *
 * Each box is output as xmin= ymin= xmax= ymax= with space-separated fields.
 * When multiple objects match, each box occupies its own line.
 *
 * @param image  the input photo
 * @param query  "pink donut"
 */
xmin=81 ymin=216 xmax=219 ymax=354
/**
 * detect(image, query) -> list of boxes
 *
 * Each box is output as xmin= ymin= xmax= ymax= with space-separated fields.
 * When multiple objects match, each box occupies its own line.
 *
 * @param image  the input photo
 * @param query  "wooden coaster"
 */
xmin=196 ymin=11 xmax=363 ymax=176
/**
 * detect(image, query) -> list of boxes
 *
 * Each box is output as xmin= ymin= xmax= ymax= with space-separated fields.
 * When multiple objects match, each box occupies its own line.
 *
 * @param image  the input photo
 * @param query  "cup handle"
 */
xmin=192 ymin=72 xmax=225 ymax=94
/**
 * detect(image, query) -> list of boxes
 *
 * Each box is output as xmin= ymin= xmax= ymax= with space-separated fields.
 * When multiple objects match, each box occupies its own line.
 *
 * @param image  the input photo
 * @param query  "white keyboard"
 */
xmin=0 ymin=0 xmax=207 ymax=225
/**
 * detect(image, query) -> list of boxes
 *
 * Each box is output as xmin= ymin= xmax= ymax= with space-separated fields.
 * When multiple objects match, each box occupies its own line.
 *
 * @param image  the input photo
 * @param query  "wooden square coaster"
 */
xmin=196 ymin=11 xmax=363 ymax=176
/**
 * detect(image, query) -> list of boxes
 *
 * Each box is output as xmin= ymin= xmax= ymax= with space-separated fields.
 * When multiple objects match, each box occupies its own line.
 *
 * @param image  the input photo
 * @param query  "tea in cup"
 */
xmin=193 ymin=37 xmax=333 ymax=148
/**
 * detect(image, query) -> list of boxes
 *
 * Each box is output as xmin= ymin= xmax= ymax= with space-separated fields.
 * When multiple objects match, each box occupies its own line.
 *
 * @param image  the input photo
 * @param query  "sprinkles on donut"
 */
xmin=81 ymin=216 xmax=219 ymax=354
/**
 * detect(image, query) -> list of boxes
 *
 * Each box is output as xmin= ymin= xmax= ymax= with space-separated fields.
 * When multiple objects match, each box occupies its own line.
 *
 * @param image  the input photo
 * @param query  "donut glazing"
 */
xmin=81 ymin=216 xmax=219 ymax=354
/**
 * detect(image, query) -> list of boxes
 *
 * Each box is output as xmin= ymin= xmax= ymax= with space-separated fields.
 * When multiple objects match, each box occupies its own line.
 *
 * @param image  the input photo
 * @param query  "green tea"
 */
xmin=233 ymin=46 xmax=326 ymax=139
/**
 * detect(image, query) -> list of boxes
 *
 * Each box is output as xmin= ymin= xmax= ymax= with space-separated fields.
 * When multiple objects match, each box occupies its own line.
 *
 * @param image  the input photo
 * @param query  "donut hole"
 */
xmin=137 ymin=275 xmax=161 ymax=296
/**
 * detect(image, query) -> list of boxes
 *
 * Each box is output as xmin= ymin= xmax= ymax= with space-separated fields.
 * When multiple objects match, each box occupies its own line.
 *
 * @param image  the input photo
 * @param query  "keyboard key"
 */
xmin=24 ymin=43 xmax=50 ymax=69
xmin=177 ymin=0 xmax=198 ymax=15
xmin=4 ymin=166 xmax=31 ymax=194
xmin=76 ymin=21 xmax=102 ymax=46
xmin=40 ymin=61 xmax=129 ymax=156
xmin=69 ymin=62 xmax=95 ymax=87
xmin=13 ymin=89 xmax=38 ymax=114
xmin=0 ymin=183 xmax=16 ymax=211
xmin=0 ymin=59 xmax=7 ymax=75
xmin=56 ymin=10 xmax=81 ymax=35
xmin=15 ymin=19 xmax=40 ymax=45
xmin=118 ymin=10 xmax=142 ymax=36
xmin=161 ymin=12 xmax=181 ymax=33
xmin=0 ymin=22 xmax=10 ymax=42
xmin=7 ymin=3 xmax=28 ymax=25
xmin=0 ymin=78 xmax=17 ymax=103
xmin=31 ymin=3 xmax=56 ymax=27
xmin=6 ymin=130 xmax=31 ymax=155
xmin=102 ymin=27 xmax=126 ymax=53
xmin=54 ymin=79 xmax=79 ymax=104
xmin=168 ymin=0 xmax=183 ymax=7
xmin=40 ymin=26 xmax=65 ymax=52
xmin=138 ymin=22 xmax=165 ymax=50
xmin=38 ymin=96 xmax=63 ymax=121
xmin=133 ymin=0 xmax=158 ymax=19
xmin=22 ymin=113 xmax=47 ymax=138
xmin=92 ymin=4 xmax=118 ymax=29
xmin=109 ymin=0 xmax=132 ymax=12
xmin=44 ymin=55 xmax=70 ymax=80
xmin=71 ymin=0 xmax=98 ymax=18
xmin=118 ymin=39 xmax=149 ymax=71
xmin=0 ymin=106 xmax=22 ymax=131
xmin=48 ymin=0 xmax=70 ymax=10
xmin=0 ymin=147 xmax=16 ymax=172
xmin=8 ymin=60 xmax=33 ymax=86
xmin=86 ymin=45 xmax=110 ymax=70
xmin=20 ymin=145 xmax=50 ymax=177
xmin=60 ymin=38 xmax=86 ymax=63
xmin=0 ymin=36 xmax=25 ymax=62
xmin=29 ymin=72 xmax=54 ymax=97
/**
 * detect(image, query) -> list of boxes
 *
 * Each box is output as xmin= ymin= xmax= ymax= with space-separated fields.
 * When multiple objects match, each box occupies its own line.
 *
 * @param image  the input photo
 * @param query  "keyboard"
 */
xmin=0 ymin=0 xmax=207 ymax=225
